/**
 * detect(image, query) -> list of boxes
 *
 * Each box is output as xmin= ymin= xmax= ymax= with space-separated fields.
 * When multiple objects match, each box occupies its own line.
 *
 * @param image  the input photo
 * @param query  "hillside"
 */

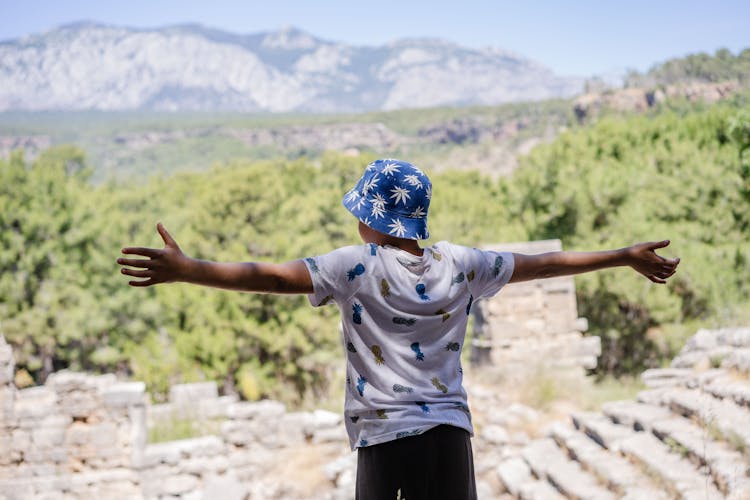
xmin=0 ymin=22 xmax=582 ymax=113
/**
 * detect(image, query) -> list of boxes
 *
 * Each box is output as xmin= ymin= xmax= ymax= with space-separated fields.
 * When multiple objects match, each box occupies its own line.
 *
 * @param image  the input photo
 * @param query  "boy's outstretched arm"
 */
xmin=509 ymin=240 xmax=680 ymax=285
xmin=117 ymin=223 xmax=313 ymax=294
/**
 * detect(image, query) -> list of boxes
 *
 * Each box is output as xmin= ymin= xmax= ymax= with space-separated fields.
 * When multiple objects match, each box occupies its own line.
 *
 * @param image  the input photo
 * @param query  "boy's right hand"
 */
xmin=626 ymin=240 xmax=680 ymax=284
xmin=118 ymin=223 xmax=187 ymax=287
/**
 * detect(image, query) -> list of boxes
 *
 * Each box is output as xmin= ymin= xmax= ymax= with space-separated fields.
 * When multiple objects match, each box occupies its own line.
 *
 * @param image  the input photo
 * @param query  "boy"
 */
xmin=118 ymin=159 xmax=679 ymax=500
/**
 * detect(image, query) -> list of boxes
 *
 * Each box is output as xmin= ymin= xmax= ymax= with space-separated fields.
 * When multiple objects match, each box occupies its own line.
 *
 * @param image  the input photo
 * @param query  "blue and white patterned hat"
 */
xmin=343 ymin=159 xmax=432 ymax=240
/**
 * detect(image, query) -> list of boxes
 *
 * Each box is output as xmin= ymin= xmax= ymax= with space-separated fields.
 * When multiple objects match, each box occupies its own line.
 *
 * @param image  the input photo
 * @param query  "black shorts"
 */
xmin=355 ymin=424 xmax=477 ymax=500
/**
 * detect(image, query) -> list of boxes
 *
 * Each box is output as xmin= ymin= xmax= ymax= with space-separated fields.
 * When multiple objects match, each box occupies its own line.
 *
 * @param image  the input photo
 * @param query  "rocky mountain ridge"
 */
xmin=0 ymin=22 xmax=583 ymax=113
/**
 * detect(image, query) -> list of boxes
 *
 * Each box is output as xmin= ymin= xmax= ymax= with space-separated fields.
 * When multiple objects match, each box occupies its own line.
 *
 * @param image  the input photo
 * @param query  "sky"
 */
xmin=1 ymin=0 xmax=748 ymax=76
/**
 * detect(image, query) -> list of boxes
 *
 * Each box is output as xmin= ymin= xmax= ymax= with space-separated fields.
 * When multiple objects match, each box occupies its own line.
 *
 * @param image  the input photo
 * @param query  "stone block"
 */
xmin=641 ymin=368 xmax=693 ymax=387
xmin=280 ymin=411 xmax=315 ymax=439
xmin=142 ymin=443 xmax=182 ymax=467
xmin=143 ymin=435 xmax=224 ymax=469
xmin=481 ymin=425 xmax=509 ymax=445
xmin=59 ymin=391 xmax=100 ymax=418
xmin=312 ymin=426 xmax=347 ymax=444
xmin=0 ymin=388 xmax=15 ymax=420
xmin=0 ymin=477 xmax=34 ymax=498
xmin=87 ymin=422 xmax=119 ymax=448
xmin=46 ymin=370 xmax=98 ymax=393
xmin=65 ymin=421 xmax=91 ymax=446
xmin=728 ymin=327 xmax=750 ymax=346
xmin=226 ymin=400 xmax=285 ymax=420
xmin=684 ymin=328 xmax=720 ymax=351
xmin=496 ymin=456 xmax=533 ymax=497
xmin=0 ymin=357 xmax=13 ymax=386
xmin=11 ymin=428 xmax=31 ymax=450
xmin=160 ymin=474 xmax=199 ymax=496
xmin=102 ymin=382 xmax=146 ymax=407
xmin=197 ymin=394 xmax=237 ymax=419
xmin=31 ymin=425 xmax=67 ymax=448
xmin=13 ymin=386 xmax=56 ymax=419
xmin=182 ymin=454 xmax=230 ymax=475
xmin=186 ymin=435 xmax=222 ymax=455
xmin=722 ymin=348 xmax=750 ymax=373
xmin=128 ymin=404 xmax=147 ymax=454
xmin=311 ymin=409 xmax=342 ymax=428
xmin=203 ymin=472 xmax=249 ymax=500
xmin=169 ymin=381 xmax=218 ymax=407
xmin=0 ymin=336 xmax=14 ymax=362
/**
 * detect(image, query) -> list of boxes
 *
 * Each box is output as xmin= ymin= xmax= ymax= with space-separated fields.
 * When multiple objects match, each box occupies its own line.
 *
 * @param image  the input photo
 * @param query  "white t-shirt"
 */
xmin=303 ymin=241 xmax=514 ymax=450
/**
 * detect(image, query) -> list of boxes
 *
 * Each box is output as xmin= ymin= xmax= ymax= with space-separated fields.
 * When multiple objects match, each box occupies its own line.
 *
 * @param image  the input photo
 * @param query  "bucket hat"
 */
xmin=343 ymin=159 xmax=431 ymax=240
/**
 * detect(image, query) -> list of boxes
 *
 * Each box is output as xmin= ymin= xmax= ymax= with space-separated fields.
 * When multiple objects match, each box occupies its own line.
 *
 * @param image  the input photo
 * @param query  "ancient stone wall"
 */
xmin=471 ymin=239 xmax=600 ymax=373
xmin=0 ymin=333 xmax=354 ymax=499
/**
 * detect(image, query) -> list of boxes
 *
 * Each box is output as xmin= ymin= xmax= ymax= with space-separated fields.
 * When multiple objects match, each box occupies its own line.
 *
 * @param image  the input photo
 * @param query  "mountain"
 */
xmin=0 ymin=22 xmax=583 ymax=113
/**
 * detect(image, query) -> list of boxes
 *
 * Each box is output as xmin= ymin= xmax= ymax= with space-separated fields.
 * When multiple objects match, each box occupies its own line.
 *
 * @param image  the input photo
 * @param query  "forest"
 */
xmin=2 ymin=47 xmax=750 ymax=404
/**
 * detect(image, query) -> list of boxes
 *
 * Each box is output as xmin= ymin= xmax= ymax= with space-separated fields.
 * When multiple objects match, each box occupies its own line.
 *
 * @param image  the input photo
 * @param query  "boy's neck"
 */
xmin=358 ymin=222 xmax=424 ymax=257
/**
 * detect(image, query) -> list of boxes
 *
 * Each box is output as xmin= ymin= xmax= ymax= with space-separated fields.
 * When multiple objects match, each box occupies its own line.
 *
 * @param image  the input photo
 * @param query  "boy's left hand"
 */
xmin=627 ymin=240 xmax=680 ymax=284
xmin=118 ymin=223 xmax=187 ymax=286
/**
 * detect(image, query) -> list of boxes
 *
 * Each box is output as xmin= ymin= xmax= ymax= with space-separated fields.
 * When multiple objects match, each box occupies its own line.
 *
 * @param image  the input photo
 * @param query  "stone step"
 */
xmin=635 ymin=388 xmax=669 ymax=406
xmin=549 ymin=422 xmax=668 ymax=499
xmin=671 ymin=346 xmax=735 ymax=370
xmin=601 ymin=400 xmax=673 ymax=431
xmin=722 ymin=348 xmax=750 ymax=373
xmin=618 ymin=431 xmax=724 ymax=500
xmin=570 ymin=411 xmax=633 ymax=450
xmin=602 ymin=399 xmax=750 ymax=498
xmin=641 ymin=368 xmax=694 ymax=388
xmin=650 ymin=416 xmax=750 ymax=499
xmin=683 ymin=369 xmax=727 ymax=389
xmin=518 ymin=481 xmax=567 ymax=500
xmin=497 ymin=456 xmax=564 ymax=500
xmin=662 ymin=388 xmax=750 ymax=453
xmin=681 ymin=328 xmax=750 ymax=350
xmin=704 ymin=376 xmax=750 ymax=408
xmin=521 ymin=437 xmax=616 ymax=500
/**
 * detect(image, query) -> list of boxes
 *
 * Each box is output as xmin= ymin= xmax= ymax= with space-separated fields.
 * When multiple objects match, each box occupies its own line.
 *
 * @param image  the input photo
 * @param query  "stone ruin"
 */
xmin=496 ymin=327 xmax=750 ymax=499
xmin=0 ymin=332 xmax=358 ymax=499
xmin=472 ymin=239 xmax=600 ymax=373
xmin=3 ymin=326 xmax=750 ymax=499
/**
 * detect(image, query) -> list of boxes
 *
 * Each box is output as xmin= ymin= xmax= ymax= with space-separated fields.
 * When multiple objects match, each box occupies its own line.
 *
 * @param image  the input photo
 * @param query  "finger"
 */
xmin=648 ymin=240 xmax=670 ymax=250
xmin=122 ymin=247 xmax=162 ymax=258
xmin=121 ymin=268 xmax=152 ymax=278
xmin=128 ymin=279 xmax=157 ymax=287
xmin=648 ymin=275 xmax=667 ymax=284
xmin=157 ymin=223 xmax=178 ymax=248
xmin=118 ymin=257 xmax=154 ymax=268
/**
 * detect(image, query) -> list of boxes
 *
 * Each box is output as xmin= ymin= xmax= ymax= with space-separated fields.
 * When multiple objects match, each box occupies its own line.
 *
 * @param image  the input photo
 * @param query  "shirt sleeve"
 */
xmin=448 ymin=244 xmax=515 ymax=299
xmin=302 ymin=245 xmax=368 ymax=307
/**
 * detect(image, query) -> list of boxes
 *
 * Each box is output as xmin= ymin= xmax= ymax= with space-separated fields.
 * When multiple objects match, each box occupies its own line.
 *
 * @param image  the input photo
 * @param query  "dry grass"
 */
xmin=263 ymin=442 xmax=349 ymax=496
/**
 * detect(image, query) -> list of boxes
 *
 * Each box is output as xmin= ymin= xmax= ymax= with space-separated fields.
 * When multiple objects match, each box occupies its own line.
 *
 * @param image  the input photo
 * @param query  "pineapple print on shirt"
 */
xmin=347 ymin=263 xmax=366 ymax=281
xmin=352 ymin=303 xmax=363 ymax=324
xmin=492 ymin=255 xmax=505 ymax=278
xmin=356 ymin=375 xmax=367 ymax=396
xmin=410 ymin=342 xmax=425 ymax=361
xmin=380 ymin=278 xmax=391 ymax=298
xmin=370 ymin=345 xmax=385 ymax=365
xmin=431 ymin=377 xmax=448 ymax=394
